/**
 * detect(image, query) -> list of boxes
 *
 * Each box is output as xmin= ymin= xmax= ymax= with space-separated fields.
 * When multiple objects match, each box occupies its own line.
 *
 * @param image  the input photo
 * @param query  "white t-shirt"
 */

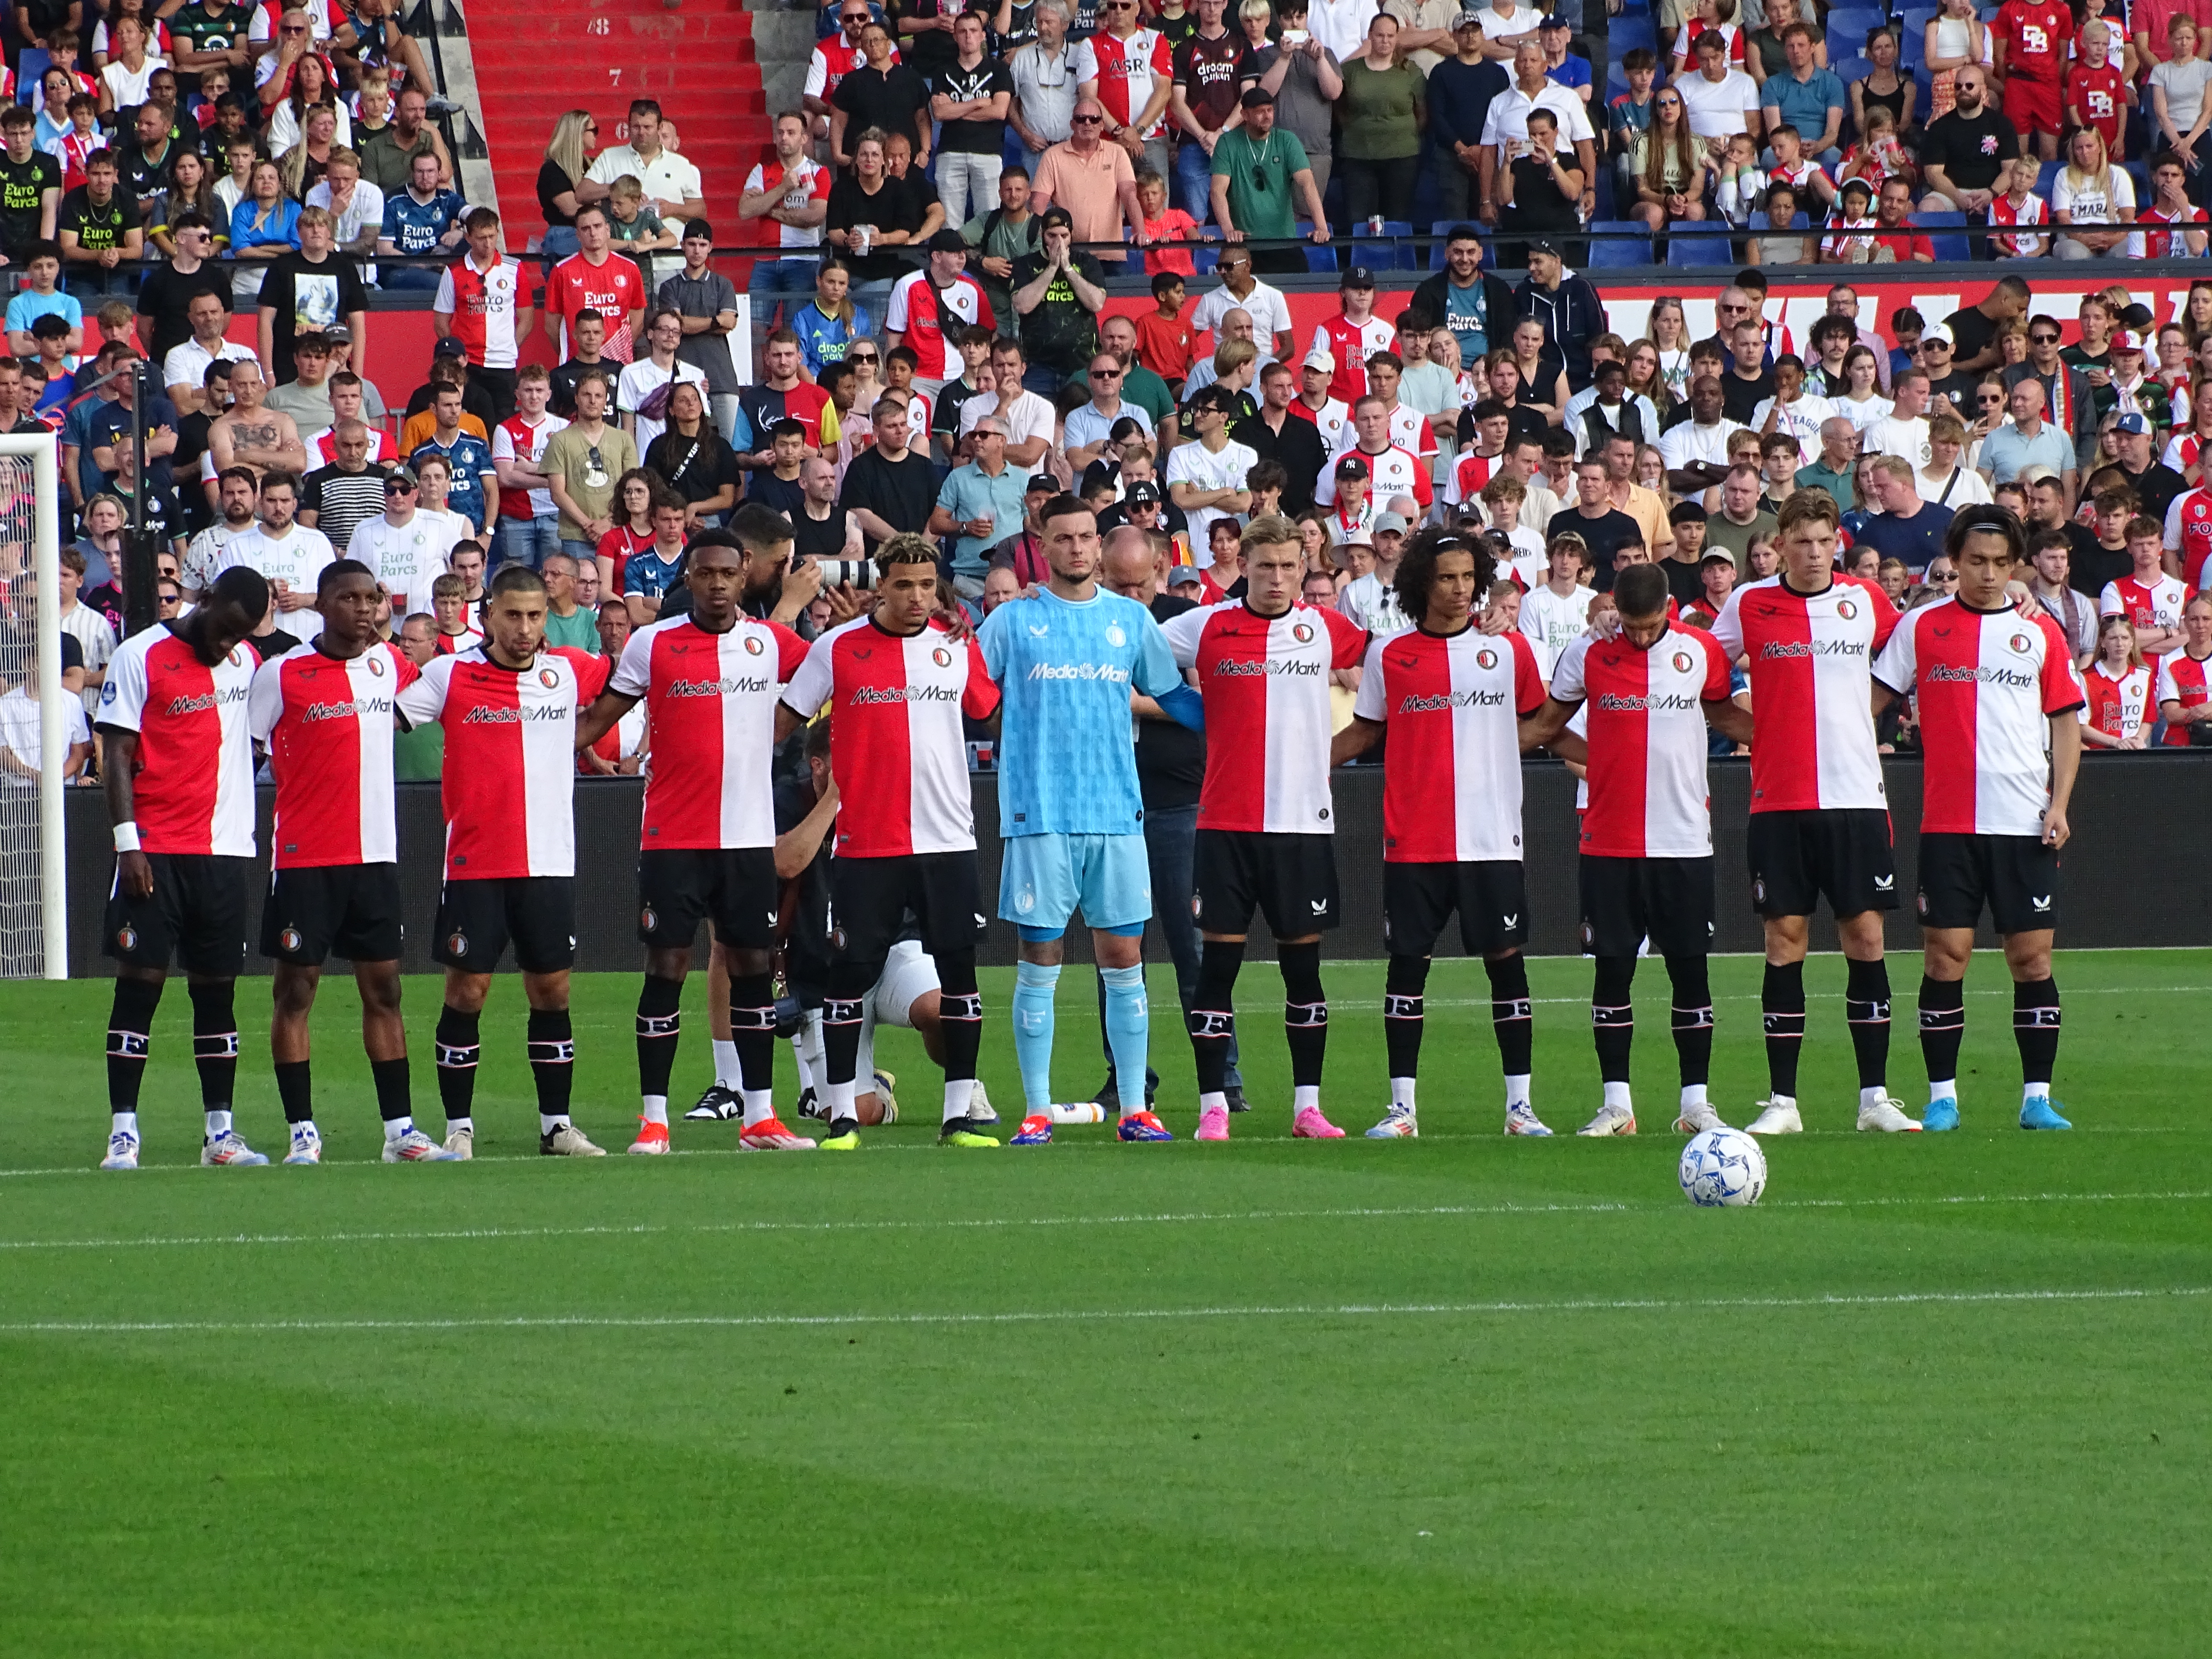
xmin=1748 ymin=393 xmax=1838 ymax=466
xmin=1163 ymin=437 xmax=1260 ymax=549
xmin=182 ymin=519 xmax=254 ymax=594
xmin=162 ymin=337 xmax=259 ymax=400
xmin=1190 ymin=278 xmax=1295 ymax=351
xmin=1338 ymin=570 xmax=1414 ymax=638
xmin=1832 ymin=393 xmax=1894 ymax=434
xmin=2050 ymin=167 xmax=2146 ymax=256
xmin=616 ymin=357 xmax=708 ymax=456
xmin=1657 ymin=419 xmax=1733 ymax=474
xmin=1675 ymin=67 xmax=1762 ymax=140
xmin=1866 ymin=413 xmax=1932 ymax=469
xmin=958 ymin=387 xmax=1055 ymax=451
xmin=1916 ymin=464 xmax=1993 ymax=508
xmin=0 ymin=684 xmax=90 ymax=780
xmin=212 ymin=523 xmax=337 ymax=607
xmin=1479 ymin=80 xmax=1597 ymax=168
xmin=1517 ymin=581 xmax=1596 ymax=678
xmin=348 ymin=510 xmax=467 ymax=619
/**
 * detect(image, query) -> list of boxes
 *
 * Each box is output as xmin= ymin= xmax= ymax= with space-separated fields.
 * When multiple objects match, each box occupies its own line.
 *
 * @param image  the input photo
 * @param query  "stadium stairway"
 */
xmin=461 ymin=0 xmax=780 ymax=269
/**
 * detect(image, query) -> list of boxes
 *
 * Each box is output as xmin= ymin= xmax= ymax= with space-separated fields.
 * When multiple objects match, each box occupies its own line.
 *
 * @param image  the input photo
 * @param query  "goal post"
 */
xmin=0 ymin=431 xmax=67 ymax=979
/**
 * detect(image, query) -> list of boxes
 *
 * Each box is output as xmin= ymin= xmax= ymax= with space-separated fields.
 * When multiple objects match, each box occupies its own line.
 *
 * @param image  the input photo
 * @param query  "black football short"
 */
xmin=1382 ymin=859 xmax=1528 ymax=957
xmin=261 ymin=863 xmax=405 ymax=965
xmin=1747 ymin=808 xmax=1898 ymax=919
xmin=638 ymin=847 xmax=779 ymax=950
xmin=1916 ymin=832 xmax=2061 ymax=934
xmin=432 ymin=876 xmax=577 ymax=974
xmin=103 ymin=853 xmax=251 ymax=977
xmin=1191 ymin=829 xmax=1340 ymax=938
xmin=1579 ymin=854 xmax=1714 ymax=958
xmin=828 ymin=850 xmax=982 ymax=964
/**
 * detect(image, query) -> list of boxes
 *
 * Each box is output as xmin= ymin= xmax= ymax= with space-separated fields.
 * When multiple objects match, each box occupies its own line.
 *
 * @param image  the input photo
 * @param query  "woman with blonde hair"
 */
xmin=2081 ymin=614 xmax=2152 ymax=749
xmin=278 ymin=104 xmax=342 ymax=201
xmin=1623 ymin=338 xmax=1674 ymax=425
xmin=2052 ymin=125 xmax=2143 ymax=259
xmin=1642 ymin=295 xmax=1691 ymax=403
xmin=538 ymin=108 xmax=602 ymax=261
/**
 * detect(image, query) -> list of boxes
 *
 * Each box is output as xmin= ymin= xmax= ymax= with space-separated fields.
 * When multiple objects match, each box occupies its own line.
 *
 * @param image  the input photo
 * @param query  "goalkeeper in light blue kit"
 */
xmin=976 ymin=492 xmax=1205 ymax=1145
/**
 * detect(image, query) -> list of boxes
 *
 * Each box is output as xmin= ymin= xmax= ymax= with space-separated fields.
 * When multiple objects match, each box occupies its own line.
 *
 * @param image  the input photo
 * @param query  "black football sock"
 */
xmin=635 ymin=974 xmax=683 ymax=1103
xmin=1485 ymin=952 xmax=1533 ymax=1077
xmin=1919 ymin=975 xmax=1966 ymax=1092
xmin=1383 ymin=953 xmax=1429 ymax=1089
xmin=1278 ymin=940 xmax=1327 ymax=1092
xmin=822 ymin=959 xmax=880 ymax=1131
xmin=435 ymin=1005 xmax=481 ymax=1122
xmin=1845 ymin=957 xmax=1892 ymax=1092
xmin=527 ymin=1008 xmax=575 ymax=1126
xmin=1665 ymin=955 xmax=1714 ymax=1089
xmin=275 ymin=1059 xmax=314 ymax=1125
xmin=1188 ymin=938 xmax=1245 ymax=1100
xmin=188 ymin=979 xmax=239 ymax=1116
xmin=370 ymin=1055 xmax=413 ymax=1123
xmin=729 ymin=971 xmax=780 ymax=1116
xmin=1761 ymin=960 xmax=1805 ymax=1097
xmin=106 ymin=976 xmax=161 ymax=1115
xmin=1591 ymin=955 xmax=1637 ymax=1084
xmin=2014 ymin=977 xmax=2061 ymax=1088
xmin=937 ymin=952 xmax=983 ymax=1124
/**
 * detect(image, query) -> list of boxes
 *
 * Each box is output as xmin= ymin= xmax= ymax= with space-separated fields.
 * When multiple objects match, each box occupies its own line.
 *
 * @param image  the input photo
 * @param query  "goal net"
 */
xmin=0 ymin=433 xmax=68 ymax=979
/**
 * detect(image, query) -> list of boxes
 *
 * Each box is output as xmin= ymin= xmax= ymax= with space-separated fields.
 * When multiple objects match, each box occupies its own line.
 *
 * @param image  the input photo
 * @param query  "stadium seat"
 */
xmin=1296 ymin=223 xmax=1338 ymax=273
xmin=1192 ymin=243 xmax=1219 ymax=275
xmin=1917 ymin=209 xmax=1971 ymax=262
xmin=1380 ymin=219 xmax=1419 ymax=271
xmin=1590 ymin=221 xmax=1651 ymax=267
xmin=1748 ymin=210 xmax=1812 ymax=232
xmin=2037 ymin=158 xmax=2064 ymax=197
xmin=1614 ymin=16 xmax=1658 ymax=55
xmin=1666 ymin=223 xmax=1736 ymax=266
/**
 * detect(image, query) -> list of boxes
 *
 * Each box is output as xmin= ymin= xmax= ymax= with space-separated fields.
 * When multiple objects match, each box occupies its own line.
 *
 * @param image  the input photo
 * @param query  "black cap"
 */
xmin=1335 ymin=454 xmax=1370 ymax=479
xmin=1040 ymin=206 xmax=1074 ymax=232
xmin=1526 ymin=239 xmax=1560 ymax=259
xmin=1025 ymin=474 xmax=1057 ymax=495
xmin=433 ymin=336 xmax=467 ymax=359
xmin=1125 ymin=480 xmax=1163 ymax=506
xmin=1340 ymin=265 xmax=1375 ymax=289
xmin=928 ymin=227 xmax=969 ymax=253
xmin=1239 ymin=86 xmax=1274 ymax=108
xmin=681 ymin=218 xmax=714 ymax=243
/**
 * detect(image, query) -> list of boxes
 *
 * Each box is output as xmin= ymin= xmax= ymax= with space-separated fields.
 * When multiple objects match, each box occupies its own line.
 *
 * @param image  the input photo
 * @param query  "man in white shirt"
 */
xmin=956 ymin=337 xmax=1057 ymax=469
xmin=1164 ymin=385 xmax=1257 ymax=547
xmin=346 ymin=463 xmax=466 ymax=618
xmin=1749 ymin=357 xmax=1837 ymax=468
xmin=1183 ymin=307 xmax=1277 ymax=394
xmin=1190 ymin=250 xmax=1296 ymax=363
xmin=163 ymin=290 xmax=258 ymax=416
xmin=1674 ymin=28 xmax=1762 ymax=148
xmin=1478 ymin=40 xmax=1598 ymax=211
xmin=1473 ymin=0 xmax=1541 ymax=58
xmin=211 ymin=470 xmax=336 ymax=624
xmin=304 ymin=149 xmax=386 ymax=268
xmin=584 ymin=99 xmax=706 ymax=224
xmin=1657 ymin=374 xmax=1735 ymax=494
xmin=1515 ymin=534 xmax=1595 ymax=677
xmin=1865 ymin=367 xmax=1933 ymax=471
xmin=1307 ymin=0 xmax=1383 ymax=68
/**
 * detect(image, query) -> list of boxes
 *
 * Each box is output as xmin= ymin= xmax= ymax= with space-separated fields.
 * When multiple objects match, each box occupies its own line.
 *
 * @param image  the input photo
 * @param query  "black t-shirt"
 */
xmin=1234 ymin=411 xmax=1328 ymax=515
xmin=832 ymin=64 xmax=935 ymax=152
xmin=932 ymin=374 xmax=992 ymax=449
xmin=258 ymin=250 xmax=369 ymax=385
xmin=115 ymin=140 xmax=188 ymax=212
xmin=0 ymin=150 xmax=60 ymax=263
xmin=1135 ymin=591 xmax=1204 ymax=809
xmin=1564 ymin=508 xmax=1647 ymax=590
xmin=174 ymin=409 xmax=216 ymax=531
xmin=888 ymin=0 xmax=960 ymax=75
xmin=2068 ymin=528 xmax=2130 ymax=598
xmin=0 ymin=620 xmax=81 ymax=683
xmin=1010 ymin=249 xmax=1108 ymax=375
xmin=136 ymin=260 xmax=230 ymax=365
xmin=548 ymin=354 xmax=612 ymax=419
xmin=835 ymin=444 xmax=938 ymax=550
xmin=643 ymin=426 xmax=739 ymax=508
xmin=774 ymin=770 xmax=838 ymax=985
xmin=933 ymin=59 xmax=1013 ymax=154
xmin=56 ymin=186 xmax=140 ymax=255
xmin=1921 ymin=107 xmax=2020 ymax=196
xmin=792 ymin=504 xmax=847 ymax=563
xmin=1944 ymin=303 xmax=1998 ymax=368
xmin=1662 ymin=554 xmax=1709 ymax=610
xmin=1925 ymin=370 xmax=1975 ymax=422
xmin=2121 ymin=461 xmax=2186 ymax=530
xmin=751 ymin=468 xmax=807 ymax=519
xmin=1720 ymin=366 xmax=1775 ymax=424
xmin=536 ymin=157 xmax=578 ymax=229
xmin=824 ymin=173 xmax=927 ymax=283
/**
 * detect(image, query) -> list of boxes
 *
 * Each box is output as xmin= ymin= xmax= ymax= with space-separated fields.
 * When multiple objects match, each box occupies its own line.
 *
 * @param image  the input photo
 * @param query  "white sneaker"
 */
xmin=1576 ymin=1102 xmax=1637 ymax=1137
xmin=539 ymin=1123 xmax=607 ymax=1156
xmin=1745 ymin=1099 xmax=1804 ymax=1135
xmin=872 ymin=1068 xmax=899 ymax=1124
xmin=965 ymin=1080 xmax=995 ymax=1125
xmin=1672 ymin=1101 xmax=1726 ymax=1134
xmin=1504 ymin=1101 xmax=1554 ymax=1137
xmin=1857 ymin=1097 xmax=1924 ymax=1133
xmin=1365 ymin=1104 xmax=1418 ymax=1138
xmin=384 ymin=1128 xmax=461 ymax=1162
xmin=442 ymin=1126 xmax=474 ymax=1160
xmin=283 ymin=1123 xmax=322 ymax=1165
xmin=201 ymin=1130 xmax=269 ymax=1166
xmin=100 ymin=1128 xmax=139 ymax=1170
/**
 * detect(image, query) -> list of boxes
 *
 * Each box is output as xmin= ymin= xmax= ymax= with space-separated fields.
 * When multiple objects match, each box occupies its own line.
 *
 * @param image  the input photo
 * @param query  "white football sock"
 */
xmin=641 ymin=1095 xmax=668 ymax=1126
xmin=384 ymin=1117 xmax=411 ymax=1141
xmin=1603 ymin=1081 xmax=1633 ymax=1111
xmin=1859 ymin=1086 xmax=1889 ymax=1112
xmin=713 ymin=1039 xmax=742 ymax=1090
xmin=823 ymin=1077 xmax=856 ymax=1124
xmin=446 ymin=1115 xmax=474 ymax=1134
xmin=111 ymin=1110 xmax=137 ymax=1137
xmin=205 ymin=1108 xmax=232 ymax=1137
xmin=539 ymin=1113 xmax=570 ymax=1134
xmin=1930 ymin=1082 xmax=1958 ymax=1105
xmin=1678 ymin=1084 xmax=1708 ymax=1110
xmin=1292 ymin=1084 xmax=1319 ymax=1114
xmin=741 ymin=1090 xmax=775 ymax=1127
xmin=1504 ymin=1075 xmax=1532 ymax=1110
xmin=1388 ymin=1077 xmax=1416 ymax=1110
xmin=943 ymin=1078 xmax=974 ymax=1122
xmin=1199 ymin=1090 xmax=1228 ymax=1115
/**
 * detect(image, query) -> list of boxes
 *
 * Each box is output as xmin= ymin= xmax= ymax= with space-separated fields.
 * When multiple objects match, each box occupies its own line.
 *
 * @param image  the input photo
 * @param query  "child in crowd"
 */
xmin=1134 ymin=170 xmax=1202 ymax=277
xmin=1713 ymin=131 xmax=1766 ymax=227
xmin=55 ymin=95 xmax=102 ymax=191
xmin=5 ymin=245 xmax=81 ymax=363
xmin=605 ymin=174 xmax=676 ymax=259
xmin=429 ymin=571 xmax=483 ymax=654
xmin=1135 ymin=271 xmax=1193 ymax=393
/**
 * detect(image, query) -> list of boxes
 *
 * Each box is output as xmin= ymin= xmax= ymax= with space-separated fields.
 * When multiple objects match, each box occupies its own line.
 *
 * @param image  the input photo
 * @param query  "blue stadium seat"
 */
xmin=2037 ymin=158 xmax=2064 ymax=197
xmin=1665 ymin=223 xmax=1736 ymax=266
xmin=1590 ymin=221 xmax=1652 ymax=266
xmin=1380 ymin=219 xmax=1420 ymax=270
xmin=1614 ymin=17 xmax=1658 ymax=55
xmin=1296 ymin=223 xmax=1338 ymax=273
xmin=1748 ymin=211 xmax=1812 ymax=231
xmin=1917 ymin=209 xmax=1971 ymax=262
xmin=1192 ymin=243 xmax=1219 ymax=275
xmin=1900 ymin=9 xmax=1935 ymax=65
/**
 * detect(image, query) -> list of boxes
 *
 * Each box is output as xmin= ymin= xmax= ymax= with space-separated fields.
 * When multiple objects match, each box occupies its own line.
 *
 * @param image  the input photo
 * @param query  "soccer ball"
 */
xmin=1679 ymin=1127 xmax=1767 ymax=1208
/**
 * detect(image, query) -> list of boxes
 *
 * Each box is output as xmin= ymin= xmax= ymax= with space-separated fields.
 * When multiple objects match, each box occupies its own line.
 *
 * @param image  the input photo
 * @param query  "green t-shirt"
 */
xmin=1209 ymin=125 xmax=1310 ymax=242
xmin=1336 ymin=58 xmax=1425 ymax=161
xmin=543 ymin=605 xmax=600 ymax=652
xmin=392 ymin=721 xmax=444 ymax=783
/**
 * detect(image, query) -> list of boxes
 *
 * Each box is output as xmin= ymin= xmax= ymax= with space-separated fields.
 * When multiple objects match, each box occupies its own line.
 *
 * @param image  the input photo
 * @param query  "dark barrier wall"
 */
xmin=60 ymin=755 xmax=2212 ymax=975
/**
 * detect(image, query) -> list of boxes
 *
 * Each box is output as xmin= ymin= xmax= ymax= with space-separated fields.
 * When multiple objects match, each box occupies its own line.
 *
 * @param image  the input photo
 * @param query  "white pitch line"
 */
xmin=0 ymin=1190 xmax=2205 ymax=1254
xmin=3 ymin=1284 xmax=2206 ymax=1338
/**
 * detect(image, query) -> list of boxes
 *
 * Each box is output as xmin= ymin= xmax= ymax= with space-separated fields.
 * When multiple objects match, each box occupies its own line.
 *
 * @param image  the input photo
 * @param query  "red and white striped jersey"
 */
xmin=394 ymin=646 xmax=608 ymax=879
xmin=1872 ymin=597 xmax=2083 ymax=835
xmin=2100 ymin=573 xmax=2185 ymax=671
xmin=1549 ymin=623 xmax=1732 ymax=858
xmin=2139 ymin=201 xmax=2208 ymax=259
xmin=97 ymin=625 xmax=260 ymax=858
xmin=1160 ymin=600 xmax=1370 ymax=833
xmin=1072 ymin=28 xmax=1175 ymax=138
xmin=742 ymin=156 xmax=833 ymax=250
xmin=1713 ymin=573 xmax=1900 ymax=813
xmin=1447 ymin=446 xmax=1506 ymax=508
xmin=885 ymin=271 xmax=994 ymax=381
xmin=2154 ymin=647 xmax=2212 ymax=744
xmin=1986 ymin=189 xmax=2051 ymax=257
xmin=780 ymin=617 xmax=1002 ymax=857
xmin=803 ymin=35 xmax=897 ymax=102
xmin=492 ymin=411 xmax=567 ymax=520
xmin=1311 ymin=314 xmax=1395 ymax=405
xmin=2164 ymin=487 xmax=2212 ymax=589
xmin=433 ymin=254 xmax=526 ymax=370
xmin=2161 ymin=426 xmax=2212 ymax=478
xmin=1286 ymin=393 xmax=1350 ymax=453
xmin=1676 ymin=16 xmax=1745 ymax=63
xmin=2081 ymin=658 xmax=2150 ymax=742
xmin=1327 ymin=403 xmax=1435 ymax=463
xmin=1352 ymin=624 xmax=1545 ymax=862
xmin=248 ymin=640 xmax=416 ymax=867
xmin=310 ymin=426 xmax=390 ymax=465
xmin=1313 ymin=440 xmax=1432 ymax=510
xmin=610 ymin=615 xmax=810 ymax=850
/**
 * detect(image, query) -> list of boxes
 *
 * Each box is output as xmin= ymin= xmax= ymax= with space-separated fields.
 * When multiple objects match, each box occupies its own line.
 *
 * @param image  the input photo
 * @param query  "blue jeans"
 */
xmin=497 ymin=514 xmax=561 ymax=571
xmin=1022 ymin=362 xmax=1068 ymax=399
xmin=382 ymin=264 xmax=446 ymax=291
xmin=1092 ymin=802 xmax=1243 ymax=1097
xmin=541 ymin=227 xmax=580 ymax=260
xmin=1175 ymin=134 xmax=1216 ymax=227
xmin=561 ymin=538 xmax=597 ymax=568
xmin=749 ymin=256 xmax=821 ymax=329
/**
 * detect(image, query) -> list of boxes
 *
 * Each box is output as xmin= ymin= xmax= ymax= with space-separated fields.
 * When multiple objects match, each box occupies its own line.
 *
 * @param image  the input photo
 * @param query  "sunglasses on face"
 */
xmin=1071 ymin=113 xmax=1104 ymax=124
xmin=385 ymin=479 xmax=417 ymax=492
xmin=2032 ymin=332 xmax=2060 ymax=343
xmin=850 ymin=351 xmax=879 ymax=363
xmin=1090 ymin=367 xmax=1121 ymax=377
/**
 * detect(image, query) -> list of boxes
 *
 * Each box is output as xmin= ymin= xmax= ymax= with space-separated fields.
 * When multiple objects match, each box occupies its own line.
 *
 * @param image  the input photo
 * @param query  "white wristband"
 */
xmin=112 ymin=822 xmax=141 ymax=853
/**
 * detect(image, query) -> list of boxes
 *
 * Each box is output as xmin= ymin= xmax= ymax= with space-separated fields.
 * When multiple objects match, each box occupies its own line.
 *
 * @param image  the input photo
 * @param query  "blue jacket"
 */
xmin=1426 ymin=57 xmax=1508 ymax=153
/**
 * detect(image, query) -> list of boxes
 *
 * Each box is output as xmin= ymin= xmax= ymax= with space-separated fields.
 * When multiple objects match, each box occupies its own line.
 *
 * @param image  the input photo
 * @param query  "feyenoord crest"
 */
xmin=539 ymin=668 xmax=559 ymax=688
xmin=1752 ymin=878 xmax=1766 ymax=906
xmin=447 ymin=930 xmax=469 ymax=957
xmin=1476 ymin=647 xmax=1498 ymax=670
xmin=1836 ymin=598 xmax=1858 ymax=620
xmin=279 ymin=927 xmax=303 ymax=953
xmin=1292 ymin=622 xmax=1315 ymax=643
xmin=2010 ymin=632 xmax=2032 ymax=653
xmin=1106 ymin=623 xmax=1126 ymax=647
xmin=745 ymin=634 xmax=765 ymax=655
xmin=640 ymin=906 xmax=658 ymax=933
xmin=1190 ymin=891 xmax=1203 ymax=920
xmin=115 ymin=925 xmax=138 ymax=952
xmin=365 ymin=653 xmax=385 ymax=676
xmin=932 ymin=646 xmax=952 ymax=667
xmin=1672 ymin=650 xmax=1694 ymax=674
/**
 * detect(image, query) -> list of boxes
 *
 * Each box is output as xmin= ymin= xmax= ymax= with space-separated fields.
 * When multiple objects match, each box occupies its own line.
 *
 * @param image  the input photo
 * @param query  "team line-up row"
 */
xmin=85 ymin=487 xmax=2082 ymax=1169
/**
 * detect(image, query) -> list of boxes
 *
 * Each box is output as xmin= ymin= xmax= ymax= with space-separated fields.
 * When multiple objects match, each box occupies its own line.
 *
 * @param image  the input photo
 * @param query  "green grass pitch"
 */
xmin=3 ymin=949 xmax=2208 ymax=1656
